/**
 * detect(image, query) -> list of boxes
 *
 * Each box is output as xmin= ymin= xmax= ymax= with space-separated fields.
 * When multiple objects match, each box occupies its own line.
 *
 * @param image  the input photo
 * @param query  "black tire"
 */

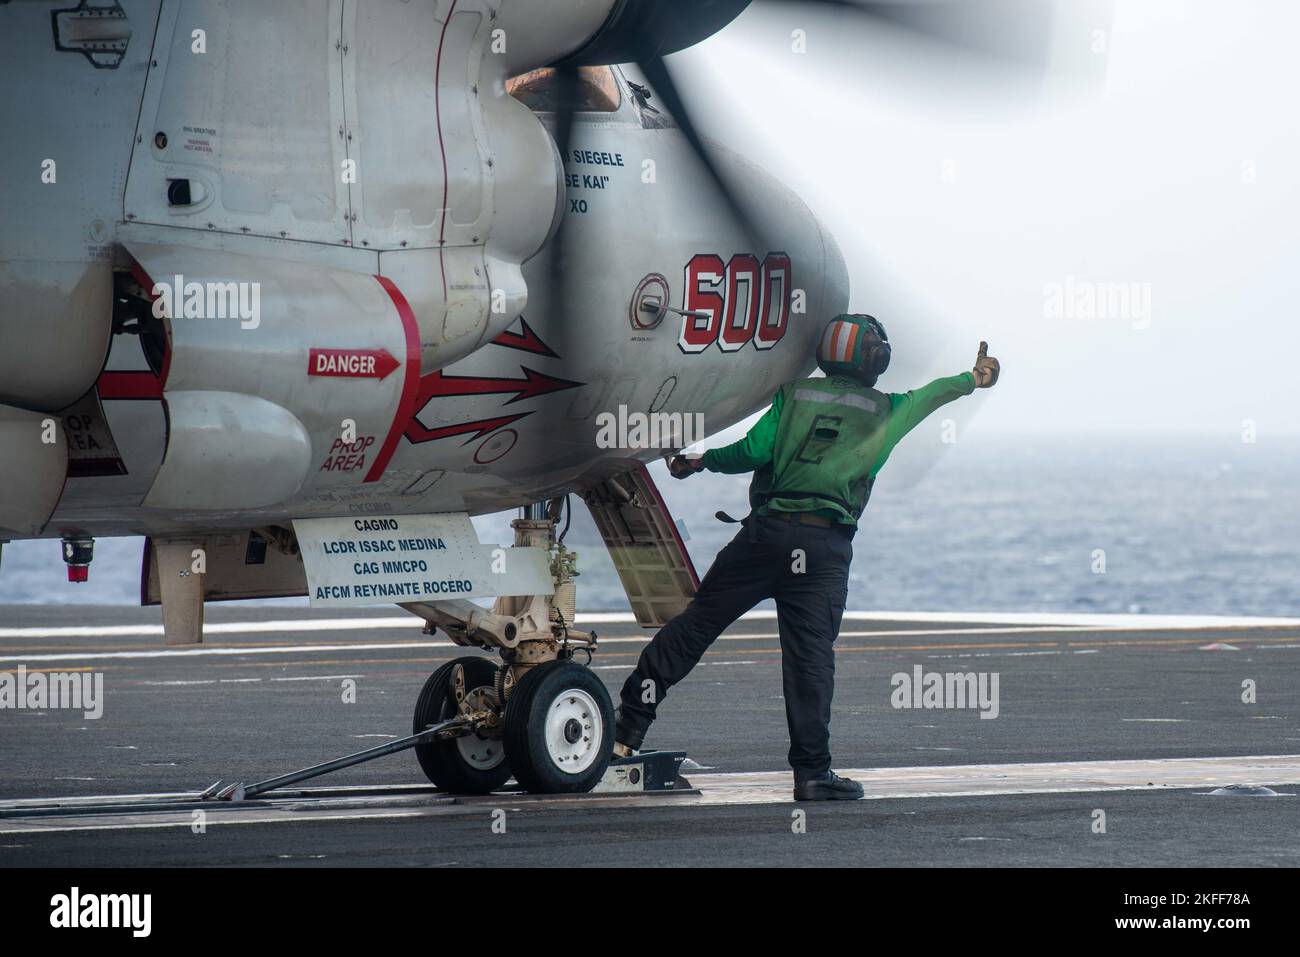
xmin=503 ymin=660 xmax=614 ymax=794
xmin=412 ymin=656 xmax=511 ymax=794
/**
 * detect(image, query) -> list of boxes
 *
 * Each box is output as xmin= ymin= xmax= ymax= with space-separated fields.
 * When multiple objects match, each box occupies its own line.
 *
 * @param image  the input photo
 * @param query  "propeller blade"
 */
xmin=544 ymin=56 xmax=768 ymax=332
xmin=558 ymin=0 xmax=754 ymax=65
xmin=550 ymin=64 xmax=581 ymax=171
xmin=636 ymin=54 xmax=762 ymax=245
xmin=748 ymin=0 xmax=1113 ymax=103
xmin=545 ymin=64 xmax=582 ymax=326
xmin=790 ymin=0 xmax=1057 ymax=69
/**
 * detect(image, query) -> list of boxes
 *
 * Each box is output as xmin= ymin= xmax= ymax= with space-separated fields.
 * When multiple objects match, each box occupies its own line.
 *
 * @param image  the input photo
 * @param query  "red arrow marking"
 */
xmin=417 ymin=366 xmax=582 ymax=406
xmin=308 ymin=347 xmax=400 ymax=380
xmin=405 ymin=412 xmax=533 ymax=445
xmin=490 ymin=317 xmax=558 ymax=358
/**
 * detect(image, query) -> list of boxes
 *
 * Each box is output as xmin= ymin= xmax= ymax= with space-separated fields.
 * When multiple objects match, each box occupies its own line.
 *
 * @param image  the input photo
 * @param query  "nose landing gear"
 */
xmin=405 ymin=501 xmax=616 ymax=795
xmin=410 ymin=654 xmax=618 ymax=796
xmin=198 ymin=498 xmax=687 ymax=803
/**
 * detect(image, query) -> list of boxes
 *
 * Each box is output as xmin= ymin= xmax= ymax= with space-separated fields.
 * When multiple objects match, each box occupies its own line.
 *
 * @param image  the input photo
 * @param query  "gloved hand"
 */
xmin=972 ymin=341 xmax=1000 ymax=388
xmin=668 ymin=453 xmax=704 ymax=479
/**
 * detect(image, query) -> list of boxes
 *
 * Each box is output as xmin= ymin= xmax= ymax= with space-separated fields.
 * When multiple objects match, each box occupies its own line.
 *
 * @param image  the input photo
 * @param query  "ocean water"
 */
xmin=2 ymin=435 xmax=1297 ymax=617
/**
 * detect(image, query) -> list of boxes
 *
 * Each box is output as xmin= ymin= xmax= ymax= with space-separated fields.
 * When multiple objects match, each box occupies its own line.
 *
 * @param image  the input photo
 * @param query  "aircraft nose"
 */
xmin=816 ymin=213 xmax=850 ymax=322
xmin=710 ymin=146 xmax=850 ymax=349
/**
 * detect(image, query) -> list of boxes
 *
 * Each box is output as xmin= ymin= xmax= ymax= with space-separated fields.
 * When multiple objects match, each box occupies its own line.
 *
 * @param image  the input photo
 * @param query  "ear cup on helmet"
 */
xmin=870 ymin=346 xmax=890 ymax=375
xmin=857 ymin=314 xmax=889 ymax=374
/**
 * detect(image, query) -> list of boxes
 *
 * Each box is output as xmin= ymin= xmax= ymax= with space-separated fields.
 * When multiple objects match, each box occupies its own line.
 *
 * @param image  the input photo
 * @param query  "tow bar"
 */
xmin=0 ymin=744 xmax=692 ymax=825
xmin=198 ymin=714 xmax=691 ymax=802
xmin=201 ymin=716 xmax=474 ymax=802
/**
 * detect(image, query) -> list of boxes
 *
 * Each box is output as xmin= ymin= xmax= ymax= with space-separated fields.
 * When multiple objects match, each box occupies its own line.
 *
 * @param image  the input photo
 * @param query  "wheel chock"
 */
xmin=593 ymin=750 xmax=691 ymax=793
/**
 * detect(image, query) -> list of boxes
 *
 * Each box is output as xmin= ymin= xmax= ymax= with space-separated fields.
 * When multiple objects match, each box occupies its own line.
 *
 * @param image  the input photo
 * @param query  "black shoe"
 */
xmin=793 ymin=771 xmax=864 ymax=801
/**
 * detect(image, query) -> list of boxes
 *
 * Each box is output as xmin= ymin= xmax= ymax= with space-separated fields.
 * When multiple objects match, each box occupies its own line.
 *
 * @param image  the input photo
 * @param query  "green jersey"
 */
xmin=700 ymin=371 xmax=976 ymax=527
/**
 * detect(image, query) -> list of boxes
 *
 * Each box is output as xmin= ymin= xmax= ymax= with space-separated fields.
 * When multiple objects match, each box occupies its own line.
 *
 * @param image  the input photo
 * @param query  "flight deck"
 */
xmin=2 ymin=605 xmax=1297 ymax=867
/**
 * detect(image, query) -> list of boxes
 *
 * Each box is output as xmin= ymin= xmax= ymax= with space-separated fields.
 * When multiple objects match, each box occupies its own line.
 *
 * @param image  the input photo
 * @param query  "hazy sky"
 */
xmin=4 ymin=2 xmax=1296 ymax=605
xmin=672 ymin=0 xmax=1300 ymax=439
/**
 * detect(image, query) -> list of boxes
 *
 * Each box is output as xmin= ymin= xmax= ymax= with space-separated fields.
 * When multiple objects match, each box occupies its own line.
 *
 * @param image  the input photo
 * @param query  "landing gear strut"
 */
xmin=403 ymin=498 xmax=615 ymax=794
xmin=194 ymin=499 xmax=687 ymax=803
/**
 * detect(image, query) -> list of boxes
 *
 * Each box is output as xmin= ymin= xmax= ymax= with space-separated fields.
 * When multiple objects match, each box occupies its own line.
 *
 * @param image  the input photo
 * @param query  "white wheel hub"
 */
xmin=456 ymin=729 xmax=505 ymax=771
xmin=543 ymin=688 xmax=603 ymax=774
xmin=455 ymin=686 xmax=505 ymax=771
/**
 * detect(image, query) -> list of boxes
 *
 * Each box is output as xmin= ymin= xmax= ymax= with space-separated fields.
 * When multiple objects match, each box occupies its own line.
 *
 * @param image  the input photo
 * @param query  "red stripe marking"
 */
xmin=129 ymin=262 xmax=155 ymax=299
xmin=364 ymin=275 xmax=422 ymax=483
xmin=97 ymin=370 xmax=163 ymax=400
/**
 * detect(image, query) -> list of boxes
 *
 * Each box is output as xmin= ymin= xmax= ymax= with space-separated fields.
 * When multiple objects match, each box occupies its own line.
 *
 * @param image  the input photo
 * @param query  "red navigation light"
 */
xmin=61 ymin=535 xmax=95 ymax=584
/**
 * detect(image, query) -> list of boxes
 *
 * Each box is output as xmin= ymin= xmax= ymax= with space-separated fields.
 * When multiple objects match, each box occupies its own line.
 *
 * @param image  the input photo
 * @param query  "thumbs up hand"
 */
xmin=972 ymin=341 xmax=1000 ymax=389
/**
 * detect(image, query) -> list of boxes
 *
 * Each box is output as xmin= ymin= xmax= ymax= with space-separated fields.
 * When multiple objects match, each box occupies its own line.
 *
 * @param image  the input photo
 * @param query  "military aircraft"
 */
xmin=0 ymin=0 xmax=1108 ymax=793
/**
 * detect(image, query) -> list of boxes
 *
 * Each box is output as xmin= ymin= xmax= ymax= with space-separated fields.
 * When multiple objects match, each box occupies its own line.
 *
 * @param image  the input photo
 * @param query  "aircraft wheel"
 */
xmin=504 ymin=660 xmax=614 ymax=794
xmin=412 ymin=657 xmax=510 ymax=794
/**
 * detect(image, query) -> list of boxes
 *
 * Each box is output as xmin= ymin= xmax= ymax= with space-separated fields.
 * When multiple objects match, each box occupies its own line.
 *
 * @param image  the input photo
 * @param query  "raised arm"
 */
xmin=869 ymin=341 xmax=1000 ymax=476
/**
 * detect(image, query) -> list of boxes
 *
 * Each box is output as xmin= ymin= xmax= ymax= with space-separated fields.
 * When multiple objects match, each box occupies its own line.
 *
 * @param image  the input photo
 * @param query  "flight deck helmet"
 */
xmin=816 ymin=313 xmax=891 ymax=386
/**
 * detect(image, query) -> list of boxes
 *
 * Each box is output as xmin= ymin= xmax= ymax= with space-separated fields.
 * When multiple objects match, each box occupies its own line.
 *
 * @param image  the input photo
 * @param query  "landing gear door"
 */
xmin=583 ymin=465 xmax=700 ymax=629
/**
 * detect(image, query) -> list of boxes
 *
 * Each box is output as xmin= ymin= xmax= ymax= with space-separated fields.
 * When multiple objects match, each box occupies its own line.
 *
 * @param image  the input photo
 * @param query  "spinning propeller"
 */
xmin=540 ymin=0 xmax=1112 ymax=470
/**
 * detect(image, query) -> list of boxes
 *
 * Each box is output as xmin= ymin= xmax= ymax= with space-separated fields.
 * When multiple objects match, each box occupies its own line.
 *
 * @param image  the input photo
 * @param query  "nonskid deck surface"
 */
xmin=2 ymin=605 xmax=1298 ymax=865
xmin=0 ymin=754 xmax=1296 ymax=831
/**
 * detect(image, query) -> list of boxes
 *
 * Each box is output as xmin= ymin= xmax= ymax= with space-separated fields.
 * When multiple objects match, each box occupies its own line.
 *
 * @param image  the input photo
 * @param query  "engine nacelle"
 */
xmin=144 ymin=391 xmax=313 ymax=511
xmin=126 ymin=243 xmax=416 ymax=512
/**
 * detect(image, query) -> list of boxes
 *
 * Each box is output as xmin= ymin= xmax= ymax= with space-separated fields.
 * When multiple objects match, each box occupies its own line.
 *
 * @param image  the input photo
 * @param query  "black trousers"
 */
xmin=617 ymin=514 xmax=853 ymax=781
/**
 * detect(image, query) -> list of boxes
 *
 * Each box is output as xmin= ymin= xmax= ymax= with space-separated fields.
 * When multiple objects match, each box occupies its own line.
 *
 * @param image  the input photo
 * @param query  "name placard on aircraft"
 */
xmin=294 ymin=513 xmax=552 ymax=607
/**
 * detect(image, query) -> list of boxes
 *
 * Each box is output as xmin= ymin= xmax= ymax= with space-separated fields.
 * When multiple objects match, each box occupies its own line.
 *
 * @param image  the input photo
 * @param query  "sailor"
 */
xmin=614 ymin=315 xmax=1001 ymax=800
